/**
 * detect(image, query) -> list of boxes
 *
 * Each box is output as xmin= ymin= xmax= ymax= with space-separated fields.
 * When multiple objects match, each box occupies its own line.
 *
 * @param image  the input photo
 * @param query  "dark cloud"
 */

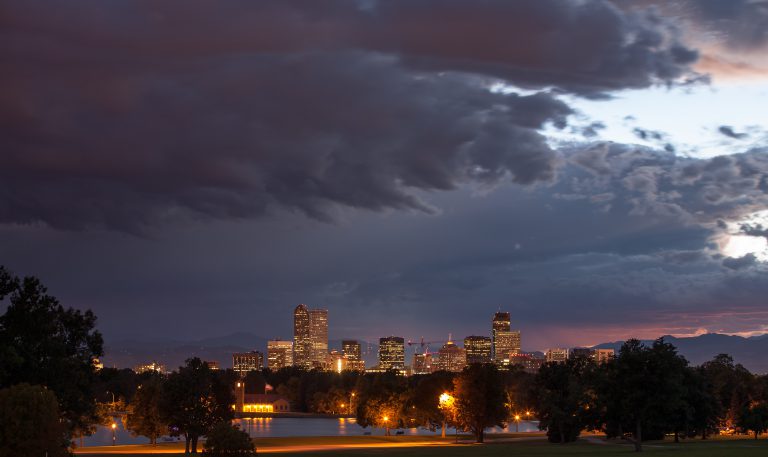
xmin=690 ymin=0 xmax=768 ymax=49
xmin=0 ymin=0 xmax=702 ymax=231
xmin=718 ymin=125 xmax=749 ymax=139
xmin=723 ymin=253 xmax=758 ymax=270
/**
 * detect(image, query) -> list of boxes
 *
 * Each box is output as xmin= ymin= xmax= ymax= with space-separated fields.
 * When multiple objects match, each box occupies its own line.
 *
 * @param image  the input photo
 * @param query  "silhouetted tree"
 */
xmin=0 ymin=383 xmax=70 ymax=457
xmin=160 ymin=358 xmax=235 ymax=454
xmin=202 ymin=422 xmax=256 ymax=456
xmin=0 ymin=266 xmax=104 ymax=439
xmin=453 ymin=363 xmax=507 ymax=443
xmin=126 ymin=375 xmax=167 ymax=445
xmin=533 ymin=357 xmax=595 ymax=443
xmin=737 ymin=403 xmax=768 ymax=440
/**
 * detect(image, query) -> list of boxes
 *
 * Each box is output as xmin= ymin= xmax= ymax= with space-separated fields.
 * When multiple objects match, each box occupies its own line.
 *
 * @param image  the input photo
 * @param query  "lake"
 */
xmin=82 ymin=416 xmax=540 ymax=446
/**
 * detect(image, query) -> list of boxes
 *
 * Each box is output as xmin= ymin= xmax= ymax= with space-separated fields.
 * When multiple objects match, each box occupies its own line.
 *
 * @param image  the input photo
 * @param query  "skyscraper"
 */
xmin=412 ymin=352 xmax=433 ymax=374
xmin=464 ymin=335 xmax=492 ymax=364
xmin=233 ymin=351 xmax=263 ymax=375
xmin=436 ymin=339 xmax=467 ymax=372
xmin=378 ymin=336 xmax=405 ymax=370
xmin=309 ymin=308 xmax=328 ymax=369
xmin=493 ymin=330 xmax=515 ymax=363
xmin=510 ymin=330 xmax=521 ymax=355
xmin=492 ymin=311 xmax=510 ymax=362
xmin=267 ymin=339 xmax=293 ymax=370
xmin=293 ymin=304 xmax=312 ymax=369
xmin=342 ymin=340 xmax=365 ymax=371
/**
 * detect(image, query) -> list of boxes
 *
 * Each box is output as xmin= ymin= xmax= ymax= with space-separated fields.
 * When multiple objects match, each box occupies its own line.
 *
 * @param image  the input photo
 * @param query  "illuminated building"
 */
xmin=206 ymin=360 xmax=220 ymax=370
xmin=233 ymin=351 xmax=263 ymax=375
xmin=510 ymin=330 xmax=521 ymax=354
xmin=342 ymin=340 xmax=365 ymax=371
xmin=293 ymin=304 xmax=312 ymax=368
xmin=234 ymin=382 xmax=290 ymax=413
xmin=492 ymin=311 xmax=510 ymax=362
xmin=412 ymin=352 xmax=433 ymax=374
xmin=493 ymin=331 xmax=516 ymax=363
xmin=309 ymin=308 xmax=329 ymax=369
xmin=378 ymin=336 xmax=405 ymax=370
xmin=570 ymin=348 xmax=594 ymax=359
xmin=508 ymin=352 xmax=545 ymax=373
xmin=293 ymin=304 xmax=329 ymax=369
xmin=267 ymin=339 xmax=293 ymax=370
xmin=330 ymin=350 xmax=346 ymax=373
xmin=464 ymin=335 xmax=492 ymax=364
xmin=134 ymin=361 xmax=165 ymax=374
xmin=595 ymin=348 xmax=615 ymax=364
xmin=436 ymin=338 xmax=467 ymax=372
xmin=545 ymin=348 xmax=569 ymax=363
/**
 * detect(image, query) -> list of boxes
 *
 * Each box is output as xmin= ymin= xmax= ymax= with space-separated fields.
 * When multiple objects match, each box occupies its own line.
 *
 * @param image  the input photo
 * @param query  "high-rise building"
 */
xmin=293 ymin=304 xmax=312 ymax=369
xmin=378 ymin=336 xmax=405 ymax=370
xmin=464 ymin=335 xmax=492 ymax=364
xmin=342 ymin=340 xmax=365 ymax=371
xmin=436 ymin=339 xmax=467 ymax=372
xmin=309 ymin=308 xmax=329 ymax=369
xmin=509 ymin=330 xmax=521 ymax=355
xmin=233 ymin=351 xmax=263 ymax=375
xmin=412 ymin=353 xmax=433 ymax=374
xmin=267 ymin=339 xmax=293 ymax=370
xmin=493 ymin=330 xmax=516 ymax=363
xmin=492 ymin=311 xmax=510 ymax=361
xmin=545 ymin=348 xmax=569 ymax=364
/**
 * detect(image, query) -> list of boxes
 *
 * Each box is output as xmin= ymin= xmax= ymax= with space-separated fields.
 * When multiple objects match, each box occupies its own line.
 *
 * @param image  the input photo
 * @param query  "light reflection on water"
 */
xmin=82 ymin=417 xmax=540 ymax=446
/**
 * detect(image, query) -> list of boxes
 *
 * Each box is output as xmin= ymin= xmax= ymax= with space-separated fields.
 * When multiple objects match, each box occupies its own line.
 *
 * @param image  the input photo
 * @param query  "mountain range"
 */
xmin=101 ymin=332 xmax=768 ymax=374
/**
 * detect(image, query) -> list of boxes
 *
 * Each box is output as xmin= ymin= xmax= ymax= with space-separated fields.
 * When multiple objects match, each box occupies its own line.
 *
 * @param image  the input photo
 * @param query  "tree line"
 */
xmin=2 ymin=265 xmax=768 ymax=455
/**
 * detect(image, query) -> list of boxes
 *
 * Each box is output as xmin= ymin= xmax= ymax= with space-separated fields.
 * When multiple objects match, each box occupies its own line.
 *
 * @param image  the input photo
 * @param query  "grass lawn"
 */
xmin=75 ymin=434 xmax=768 ymax=456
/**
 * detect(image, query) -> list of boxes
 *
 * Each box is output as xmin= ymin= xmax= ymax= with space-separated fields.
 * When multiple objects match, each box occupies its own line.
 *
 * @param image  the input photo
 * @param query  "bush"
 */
xmin=203 ymin=422 xmax=256 ymax=456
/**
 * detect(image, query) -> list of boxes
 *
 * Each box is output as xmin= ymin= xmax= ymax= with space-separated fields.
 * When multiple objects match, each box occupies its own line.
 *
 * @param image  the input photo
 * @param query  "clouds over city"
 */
xmin=0 ymin=0 xmax=767 ymax=345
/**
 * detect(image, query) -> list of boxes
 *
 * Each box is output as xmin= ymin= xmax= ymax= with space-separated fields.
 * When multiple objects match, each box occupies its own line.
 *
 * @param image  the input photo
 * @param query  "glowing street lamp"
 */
xmin=514 ymin=414 xmax=521 ymax=433
xmin=111 ymin=422 xmax=117 ymax=446
xmin=383 ymin=416 xmax=390 ymax=436
xmin=438 ymin=392 xmax=454 ymax=438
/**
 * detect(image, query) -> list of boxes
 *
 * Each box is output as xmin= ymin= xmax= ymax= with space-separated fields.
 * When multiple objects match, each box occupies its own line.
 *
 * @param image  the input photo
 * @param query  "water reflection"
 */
xmin=82 ymin=417 xmax=540 ymax=446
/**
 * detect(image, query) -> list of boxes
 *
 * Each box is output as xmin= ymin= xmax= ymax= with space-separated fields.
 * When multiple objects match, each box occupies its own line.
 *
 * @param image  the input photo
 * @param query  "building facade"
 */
xmin=492 ymin=311 xmax=510 ymax=362
xmin=436 ymin=339 xmax=467 ymax=372
xmin=309 ymin=308 xmax=329 ymax=369
xmin=412 ymin=352 xmax=433 ymax=374
xmin=378 ymin=336 xmax=405 ymax=370
xmin=267 ymin=339 xmax=293 ymax=370
xmin=464 ymin=335 xmax=492 ymax=364
xmin=595 ymin=348 xmax=615 ymax=364
xmin=545 ymin=348 xmax=569 ymax=364
xmin=342 ymin=340 xmax=365 ymax=371
xmin=293 ymin=304 xmax=312 ymax=369
xmin=233 ymin=351 xmax=263 ymax=375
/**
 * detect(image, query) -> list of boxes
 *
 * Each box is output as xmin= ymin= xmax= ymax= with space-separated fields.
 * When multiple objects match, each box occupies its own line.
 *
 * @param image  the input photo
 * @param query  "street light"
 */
xmin=514 ymin=414 xmax=521 ymax=433
xmin=438 ymin=392 xmax=454 ymax=439
xmin=111 ymin=423 xmax=117 ymax=446
xmin=383 ymin=416 xmax=390 ymax=436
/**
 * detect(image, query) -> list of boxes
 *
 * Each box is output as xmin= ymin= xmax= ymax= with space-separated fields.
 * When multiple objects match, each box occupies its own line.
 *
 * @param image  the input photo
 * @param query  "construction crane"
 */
xmin=407 ymin=337 xmax=442 ymax=355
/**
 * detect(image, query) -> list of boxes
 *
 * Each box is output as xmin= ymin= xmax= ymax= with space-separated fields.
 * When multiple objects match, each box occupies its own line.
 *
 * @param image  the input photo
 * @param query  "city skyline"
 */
xmin=2 ymin=1 xmax=768 ymax=350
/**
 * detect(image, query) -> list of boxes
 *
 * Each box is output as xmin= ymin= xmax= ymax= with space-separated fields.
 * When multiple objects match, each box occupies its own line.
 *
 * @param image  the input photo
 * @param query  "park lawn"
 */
xmin=74 ymin=434 xmax=768 ymax=457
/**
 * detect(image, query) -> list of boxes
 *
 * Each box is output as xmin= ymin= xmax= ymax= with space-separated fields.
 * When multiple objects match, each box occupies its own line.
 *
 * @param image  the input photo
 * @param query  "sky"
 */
xmin=2 ymin=0 xmax=768 ymax=351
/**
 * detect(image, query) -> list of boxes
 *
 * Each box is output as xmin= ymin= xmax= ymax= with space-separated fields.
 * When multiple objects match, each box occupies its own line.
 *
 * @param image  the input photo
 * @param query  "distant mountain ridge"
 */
xmin=103 ymin=331 xmax=768 ymax=374
xmin=102 ymin=333 xmax=380 ymax=371
xmin=593 ymin=333 xmax=768 ymax=374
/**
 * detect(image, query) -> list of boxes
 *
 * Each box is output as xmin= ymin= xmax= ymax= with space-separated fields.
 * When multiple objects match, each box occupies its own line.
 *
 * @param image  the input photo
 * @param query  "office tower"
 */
xmin=378 ymin=336 xmax=405 ymax=370
xmin=492 ymin=311 xmax=510 ymax=361
xmin=510 ymin=330 xmax=522 ymax=355
xmin=412 ymin=352 xmax=433 ymax=374
xmin=206 ymin=360 xmax=220 ymax=370
xmin=267 ymin=339 xmax=293 ymax=370
xmin=545 ymin=348 xmax=569 ymax=364
xmin=343 ymin=340 xmax=365 ymax=371
xmin=493 ymin=330 xmax=515 ymax=363
xmin=309 ymin=308 xmax=329 ymax=369
xmin=595 ymin=348 xmax=615 ymax=364
xmin=464 ymin=335 xmax=492 ymax=364
xmin=293 ymin=304 xmax=312 ymax=368
xmin=232 ymin=351 xmax=263 ymax=375
xmin=436 ymin=339 xmax=467 ymax=372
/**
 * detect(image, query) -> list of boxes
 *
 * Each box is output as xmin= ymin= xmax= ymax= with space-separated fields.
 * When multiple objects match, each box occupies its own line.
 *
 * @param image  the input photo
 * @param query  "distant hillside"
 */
xmin=593 ymin=333 xmax=768 ymax=374
xmin=102 ymin=333 xmax=379 ymax=370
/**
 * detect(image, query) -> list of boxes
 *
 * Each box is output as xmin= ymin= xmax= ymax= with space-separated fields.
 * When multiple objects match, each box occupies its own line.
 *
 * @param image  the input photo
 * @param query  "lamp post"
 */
xmin=383 ymin=416 xmax=390 ymax=436
xmin=514 ymin=414 xmax=521 ymax=433
xmin=349 ymin=392 xmax=355 ymax=416
xmin=438 ymin=392 xmax=454 ymax=439
xmin=111 ymin=423 xmax=117 ymax=446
